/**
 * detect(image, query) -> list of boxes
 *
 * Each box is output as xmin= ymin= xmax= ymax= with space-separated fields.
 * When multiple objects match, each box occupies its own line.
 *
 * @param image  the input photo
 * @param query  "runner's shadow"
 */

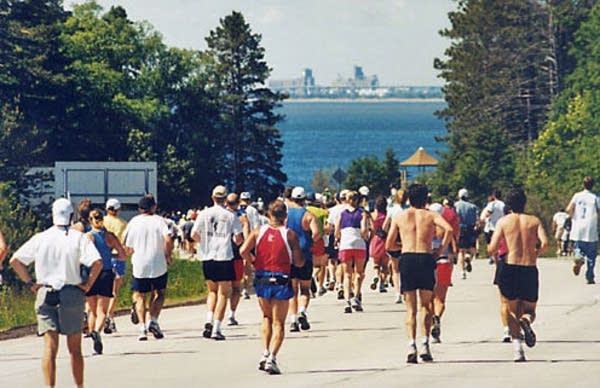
xmin=437 ymin=358 xmax=600 ymax=364
xmin=112 ymin=350 xmax=199 ymax=356
xmin=288 ymin=367 xmax=391 ymax=375
xmin=313 ymin=327 xmax=398 ymax=333
xmin=539 ymin=340 xmax=600 ymax=344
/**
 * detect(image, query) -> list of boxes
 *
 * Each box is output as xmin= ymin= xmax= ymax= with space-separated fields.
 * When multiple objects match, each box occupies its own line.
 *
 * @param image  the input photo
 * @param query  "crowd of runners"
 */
xmin=3 ymin=175 xmax=599 ymax=386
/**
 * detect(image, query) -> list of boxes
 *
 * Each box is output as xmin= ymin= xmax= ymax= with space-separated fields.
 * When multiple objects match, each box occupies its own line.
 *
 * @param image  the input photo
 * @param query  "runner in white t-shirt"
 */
xmin=124 ymin=194 xmax=174 ymax=341
xmin=552 ymin=209 xmax=569 ymax=256
xmin=192 ymin=185 xmax=243 ymax=340
xmin=484 ymin=190 xmax=506 ymax=265
xmin=566 ymin=176 xmax=600 ymax=284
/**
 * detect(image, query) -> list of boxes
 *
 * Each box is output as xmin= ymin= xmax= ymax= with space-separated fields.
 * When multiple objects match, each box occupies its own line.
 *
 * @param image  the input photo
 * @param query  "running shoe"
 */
xmin=419 ymin=343 xmax=433 ymax=362
xmin=148 ymin=321 xmax=164 ymax=339
xmin=395 ymin=294 xmax=403 ymax=304
xmin=327 ymin=281 xmax=335 ymax=291
xmin=431 ymin=337 xmax=441 ymax=344
xmin=379 ymin=285 xmax=387 ymax=293
xmin=337 ymin=289 xmax=344 ymax=300
xmin=203 ymin=322 xmax=213 ymax=338
xmin=259 ymin=355 xmax=268 ymax=371
xmin=310 ymin=277 xmax=317 ymax=294
xmin=370 ymin=277 xmax=379 ymax=290
xmin=227 ymin=317 xmax=239 ymax=326
xmin=431 ymin=316 xmax=441 ymax=341
xmin=91 ymin=331 xmax=103 ymax=355
xmin=488 ymin=257 xmax=494 ymax=265
xmin=587 ymin=279 xmax=596 ymax=285
xmin=138 ymin=329 xmax=148 ymax=341
xmin=573 ymin=258 xmax=584 ymax=276
xmin=290 ymin=322 xmax=300 ymax=332
xmin=514 ymin=348 xmax=526 ymax=362
xmin=211 ymin=331 xmax=226 ymax=341
xmin=298 ymin=312 xmax=310 ymax=330
xmin=103 ymin=317 xmax=112 ymax=334
xmin=407 ymin=345 xmax=418 ymax=364
xmin=130 ymin=302 xmax=139 ymax=325
xmin=465 ymin=261 xmax=472 ymax=273
xmin=462 ymin=272 xmax=467 ymax=280
xmin=502 ymin=334 xmax=512 ymax=343
xmin=519 ymin=318 xmax=536 ymax=348
xmin=344 ymin=302 xmax=352 ymax=314
xmin=242 ymin=289 xmax=250 ymax=300
xmin=318 ymin=286 xmax=327 ymax=296
xmin=351 ymin=298 xmax=363 ymax=312
xmin=265 ymin=359 xmax=281 ymax=375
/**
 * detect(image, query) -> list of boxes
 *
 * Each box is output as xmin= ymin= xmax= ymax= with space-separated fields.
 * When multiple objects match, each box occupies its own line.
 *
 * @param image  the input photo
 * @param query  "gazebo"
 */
xmin=399 ymin=147 xmax=439 ymax=187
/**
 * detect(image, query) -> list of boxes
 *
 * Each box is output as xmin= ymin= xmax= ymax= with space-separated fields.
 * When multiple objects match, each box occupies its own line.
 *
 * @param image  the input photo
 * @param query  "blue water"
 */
xmin=277 ymin=101 xmax=447 ymax=190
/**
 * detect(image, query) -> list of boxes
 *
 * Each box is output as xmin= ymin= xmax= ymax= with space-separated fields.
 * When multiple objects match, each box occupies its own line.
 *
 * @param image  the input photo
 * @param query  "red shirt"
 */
xmin=255 ymin=225 xmax=293 ymax=274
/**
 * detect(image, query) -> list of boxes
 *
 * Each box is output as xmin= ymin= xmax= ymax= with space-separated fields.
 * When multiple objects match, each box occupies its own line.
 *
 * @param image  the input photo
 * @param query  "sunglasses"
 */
xmin=92 ymin=216 xmax=104 ymax=222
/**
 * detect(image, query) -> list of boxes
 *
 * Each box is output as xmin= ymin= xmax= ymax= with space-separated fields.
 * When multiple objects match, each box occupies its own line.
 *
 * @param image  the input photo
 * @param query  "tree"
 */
xmin=205 ymin=11 xmax=287 ymax=200
xmin=311 ymin=168 xmax=333 ymax=193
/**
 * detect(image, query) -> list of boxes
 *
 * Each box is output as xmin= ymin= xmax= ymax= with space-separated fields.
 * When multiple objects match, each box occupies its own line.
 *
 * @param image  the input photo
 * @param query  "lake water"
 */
xmin=277 ymin=101 xmax=447 ymax=190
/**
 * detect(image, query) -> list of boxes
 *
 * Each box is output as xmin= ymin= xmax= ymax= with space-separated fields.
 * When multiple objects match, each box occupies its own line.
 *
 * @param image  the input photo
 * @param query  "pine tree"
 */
xmin=205 ymin=11 xmax=287 ymax=200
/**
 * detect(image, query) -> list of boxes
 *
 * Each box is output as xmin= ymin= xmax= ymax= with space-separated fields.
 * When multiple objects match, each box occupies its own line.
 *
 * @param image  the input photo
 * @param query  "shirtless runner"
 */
xmin=488 ymin=188 xmax=548 ymax=362
xmin=385 ymin=184 xmax=453 ymax=363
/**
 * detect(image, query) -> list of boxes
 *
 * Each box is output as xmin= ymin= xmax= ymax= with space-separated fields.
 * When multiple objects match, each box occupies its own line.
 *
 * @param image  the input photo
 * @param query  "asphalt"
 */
xmin=1 ymin=258 xmax=599 ymax=388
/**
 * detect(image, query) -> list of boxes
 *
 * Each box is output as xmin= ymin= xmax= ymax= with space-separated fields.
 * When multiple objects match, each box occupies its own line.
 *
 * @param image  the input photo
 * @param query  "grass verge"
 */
xmin=0 ymin=258 xmax=206 ymax=334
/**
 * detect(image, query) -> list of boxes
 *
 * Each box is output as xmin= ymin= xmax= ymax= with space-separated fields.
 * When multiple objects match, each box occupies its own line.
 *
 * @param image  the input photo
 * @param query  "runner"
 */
xmin=192 ymin=185 xmax=243 ymax=340
xmin=124 ymin=194 xmax=174 ymax=341
xmin=483 ymin=190 xmax=506 ymax=265
xmin=286 ymin=187 xmax=319 ymax=332
xmin=325 ymin=190 xmax=348 ymax=299
xmin=10 ymin=198 xmax=102 ymax=388
xmin=306 ymin=192 xmax=329 ymax=296
xmin=385 ymin=184 xmax=453 ymax=363
xmin=240 ymin=191 xmax=260 ymax=299
xmin=385 ymin=188 xmax=408 ymax=303
xmin=488 ymin=188 xmax=548 ymax=362
xmin=552 ymin=209 xmax=569 ymax=256
xmin=369 ymin=195 xmax=390 ymax=293
xmin=335 ymin=191 xmax=370 ymax=313
xmin=566 ymin=176 xmax=600 ymax=284
xmin=430 ymin=198 xmax=460 ymax=343
xmin=455 ymin=189 xmax=479 ymax=279
xmin=225 ymin=193 xmax=250 ymax=326
xmin=84 ymin=208 xmax=127 ymax=354
xmin=493 ymin=220 xmax=511 ymax=344
xmin=103 ymin=198 xmax=128 ymax=334
xmin=240 ymin=199 xmax=305 ymax=375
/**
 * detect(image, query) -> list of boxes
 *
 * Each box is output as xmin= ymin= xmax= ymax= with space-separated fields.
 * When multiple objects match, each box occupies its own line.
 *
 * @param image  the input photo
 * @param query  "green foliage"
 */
xmin=311 ymin=168 xmax=333 ymax=193
xmin=343 ymin=148 xmax=399 ymax=197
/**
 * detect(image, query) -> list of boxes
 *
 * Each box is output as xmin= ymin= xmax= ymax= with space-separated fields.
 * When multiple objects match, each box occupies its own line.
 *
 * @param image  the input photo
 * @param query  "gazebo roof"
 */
xmin=400 ymin=147 xmax=438 ymax=167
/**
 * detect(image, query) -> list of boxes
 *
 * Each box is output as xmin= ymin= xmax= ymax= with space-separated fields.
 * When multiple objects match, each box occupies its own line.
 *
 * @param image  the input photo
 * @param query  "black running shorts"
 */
xmin=291 ymin=260 xmax=313 ymax=281
xmin=202 ymin=260 xmax=236 ymax=282
xmin=86 ymin=270 xmax=115 ymax=297
xmin=458 ymin=227 xmax=477 ymax=249
xmin=399 ymin=253 xmax=436 ymax=293
xmin=498 ymin=263 xmax=538 ymax=302
xmin=493 ymin=255 xmax=506 ymax=286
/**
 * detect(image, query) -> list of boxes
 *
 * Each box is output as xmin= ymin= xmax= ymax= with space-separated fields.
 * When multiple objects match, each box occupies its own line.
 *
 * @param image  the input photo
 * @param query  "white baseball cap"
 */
xmin=240 ymin=192 xmax=251 ymax=200
xmin=52 ymin=198 xmax=73 ymax=226
xmin=106 ymin=198 xmax=121 ymax=210
xmin=212 ymin=185 xmax=227 ymax=198
xmin=458 ymin=188 xmax=469 ymax=199
xmin=359 ymin=186 xmax=370 ymax=196
xmin=291 ymin=186 xmax=306 ymax=199
xmin=429 ymin=203 xmax=443 ymax=214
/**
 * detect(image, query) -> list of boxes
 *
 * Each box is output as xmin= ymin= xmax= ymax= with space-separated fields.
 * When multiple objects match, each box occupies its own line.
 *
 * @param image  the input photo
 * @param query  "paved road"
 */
xmin=1 ymin=258 xmax=599 ymax=388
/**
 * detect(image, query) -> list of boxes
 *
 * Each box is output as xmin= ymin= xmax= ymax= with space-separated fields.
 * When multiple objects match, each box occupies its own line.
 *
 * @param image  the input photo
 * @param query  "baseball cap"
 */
xmin=291 ymin=186 xmax=306 ymax=199
xmin=212 ymin=185 xmax=227 ymax=198
xmin=359 ymin=186 xmax=370 ymax=196
xmin=106 ymin=198 xmax=121 ymax=211
xmin=458 ymin=188 xmax=469 ymax=199
xmin=52 ymin=198 xmax=73 ymax=226
xmin=138 ymin=195 xmax=156 ymax=211
xmin=429 ymin=203 xmax=443 ymax=214
xmin=240 ymin=191 xmax=251 ymax=200
xmin=340 ymin=189 xmax=350 ymax=200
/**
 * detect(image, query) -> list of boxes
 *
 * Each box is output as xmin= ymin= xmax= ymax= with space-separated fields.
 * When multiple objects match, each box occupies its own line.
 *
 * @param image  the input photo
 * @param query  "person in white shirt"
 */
xmin=483 ymin=190 xmax=506 ymax=264
xmin=552 ymin=209 xmax=569 ymax=256
xmin=10 ymin=198 xmax=102 ymax=388
xmin=125 ymin=194 xmax=173 ymax=341
xmin=566 ymin=176 xmax=600 ymax=284
xmin=239 ymin=191 xmax=259 ymax=299
xmin=192 ymin=185 xmax=243 ymax=340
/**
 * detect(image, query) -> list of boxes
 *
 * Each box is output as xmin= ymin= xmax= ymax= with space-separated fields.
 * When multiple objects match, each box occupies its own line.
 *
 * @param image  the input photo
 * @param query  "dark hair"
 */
xmin=139 ymin=194 xmax=156 ymax=212
xmin=375 ymin=195 xmax=387 ymax=213
xmin=78 ymin=198 xmax=92 ymax=223
xmin=89 ymin=208 xmax=104 ymax=222
xmin=282 ymin=186 xmax=293 ymax=199
xmin=492 ymin=189 xmax=502 ymax=200
xmin=505 ymin=188 xmax=526 ymax=213
xmin=583 ymin=176 xmax=595 ymax=190
xmin=445 ymin=197 xmax=454 ymax=207
xmin=408 ymin=184 xmax=429 ymax=209
xmin=268 ymin=199 xmax=287 ymax=222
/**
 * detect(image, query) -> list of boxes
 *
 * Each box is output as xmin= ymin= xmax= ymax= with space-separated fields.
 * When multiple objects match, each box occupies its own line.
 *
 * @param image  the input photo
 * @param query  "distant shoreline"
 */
xmin=284 ymin=98 xmax=445 ymax=103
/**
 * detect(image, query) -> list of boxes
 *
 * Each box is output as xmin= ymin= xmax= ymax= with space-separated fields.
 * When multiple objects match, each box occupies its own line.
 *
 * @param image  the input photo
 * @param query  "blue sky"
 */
xmin=72 ymin=0 xmax=455 ymax=86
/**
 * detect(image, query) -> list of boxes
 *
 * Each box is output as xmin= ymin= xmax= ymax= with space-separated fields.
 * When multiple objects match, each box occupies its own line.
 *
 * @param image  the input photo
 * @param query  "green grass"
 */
xmin=0 ymin=258 xmax=207 ymax=333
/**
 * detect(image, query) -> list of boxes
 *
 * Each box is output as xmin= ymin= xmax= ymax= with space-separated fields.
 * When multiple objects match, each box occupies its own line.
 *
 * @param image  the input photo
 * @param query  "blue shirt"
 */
xmin=287 ymin=207 xmax=313 ymax=261
xmin=455 ymin=200 xmax=478 ymax=228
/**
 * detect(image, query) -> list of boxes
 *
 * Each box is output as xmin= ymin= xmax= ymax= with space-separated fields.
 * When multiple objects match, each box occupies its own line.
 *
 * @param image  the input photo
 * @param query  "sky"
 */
xmin=70 ymin=0 xmax=456 ymax=86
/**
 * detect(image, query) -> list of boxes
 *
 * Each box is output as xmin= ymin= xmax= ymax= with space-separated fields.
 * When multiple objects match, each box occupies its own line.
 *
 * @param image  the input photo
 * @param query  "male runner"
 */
xmin=455 ymin=189 xmax=479 ymax=279
xmin=240 ymin=191 xmax=260 ymax=299
xmin=483 ymin=189 xmax=505 ymax=264
xmin=225 ymin=193 xmax=250 ymax=325
xmin=192 ymin=185 xmax=243 ymax=340
xmin=488 ymin=188 xmax=548 ymax=362
xmin=306 ymin=192 xmax=328 ymax=296
xmin=566 ymin=176 xmax=600 ymax=284
xmin=386 ymin=184 xmax=453 ymax=363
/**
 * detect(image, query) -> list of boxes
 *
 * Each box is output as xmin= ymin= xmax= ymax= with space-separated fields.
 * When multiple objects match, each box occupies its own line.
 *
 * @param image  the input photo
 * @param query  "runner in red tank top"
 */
xmin=240 ymin=200 xmax=304 ymax=375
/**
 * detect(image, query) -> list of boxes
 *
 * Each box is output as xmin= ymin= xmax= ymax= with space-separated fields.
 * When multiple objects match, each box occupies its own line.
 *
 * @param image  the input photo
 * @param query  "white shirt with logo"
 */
xmin=569 ymin=190 xmax=600 ymax=242
xmin=192 ymin=205 xmax=242 ymax=261
xmin=12 ymin=226 xmax=100 ymax=290
xmin=125 ymin=214 xmax=170 ymax=278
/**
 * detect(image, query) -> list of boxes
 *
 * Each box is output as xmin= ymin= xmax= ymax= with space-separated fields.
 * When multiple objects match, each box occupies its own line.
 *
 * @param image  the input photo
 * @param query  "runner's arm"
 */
xmin=164 ymin=234 xmax=174 ymax=265
xmin=239 ymin=229 xmax=257 ymax=263
xmin=385 ymin=217 xmax=401 ymax=252
xmin=536 ymin=220 xmax=549 ymax=256
xmin=307 ymin=212 xmax=321 ymax=241
xmin=105 ymin=231 xmax=127 ymax=260
xmin=433 ymin=213 xmax=453 ymax=258
xmin=287 ymin=230 xmax=306 ymax=268
xmin=487 ymin=221 xmax=504 ymax=256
